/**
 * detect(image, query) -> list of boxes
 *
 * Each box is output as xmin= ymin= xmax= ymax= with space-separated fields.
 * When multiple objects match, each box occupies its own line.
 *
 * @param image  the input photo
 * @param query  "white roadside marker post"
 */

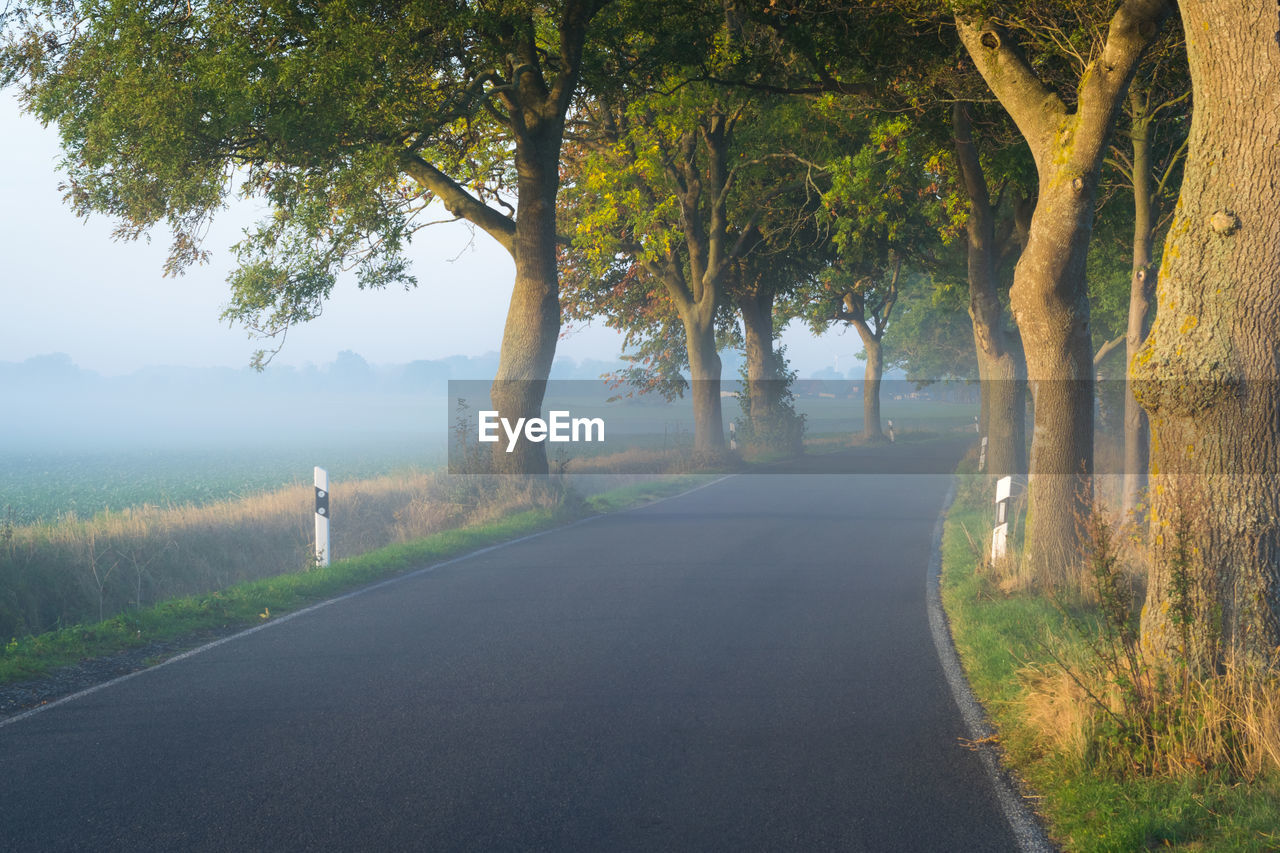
xmin=979 ymin=436 xmax=988 ymax=472
xmin=991 ymin=475 xmax=1012 ymax=562
xmin=314 ymin=466 xmax=330 ymax=568
xmin=887 ymin=419 xmax=895 ymax=443
xmin=729 ymin=421 xmax=737 ymax=451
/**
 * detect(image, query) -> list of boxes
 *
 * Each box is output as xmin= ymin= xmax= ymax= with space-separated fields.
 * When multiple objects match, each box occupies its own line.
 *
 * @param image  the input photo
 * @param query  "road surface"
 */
xmin=1 ymin=439 xmax=1024 ymax=851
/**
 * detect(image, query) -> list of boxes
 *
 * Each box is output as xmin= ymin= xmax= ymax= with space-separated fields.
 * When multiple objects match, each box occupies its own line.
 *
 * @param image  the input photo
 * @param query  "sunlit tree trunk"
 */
xmin=957 ymin=2 xmax=1171 ymax=587
xmin=1135 ymin=0 xmax=1280 ymax=671
xmin=834 ymin=263 xmax=897 ymax=443
xmin=684 ymin=313 xmax=727 ymax=457
xmin=858 ymin=333 xmax=885 ymax=441
xmin=491 ymin=128 xmax=563 ymax=475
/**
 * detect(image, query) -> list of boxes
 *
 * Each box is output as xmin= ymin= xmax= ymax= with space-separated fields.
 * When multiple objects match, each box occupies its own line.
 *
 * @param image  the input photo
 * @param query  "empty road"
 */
xmin=0 ymin=439 xmax=1024 ymax=851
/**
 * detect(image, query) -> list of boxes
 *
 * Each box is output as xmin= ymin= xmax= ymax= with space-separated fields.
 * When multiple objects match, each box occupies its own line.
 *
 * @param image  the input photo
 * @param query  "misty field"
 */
xmin=0 ymin=439 xmax=442 ymax=526
xmin=0 ymin=387 xmax=981 ymax=642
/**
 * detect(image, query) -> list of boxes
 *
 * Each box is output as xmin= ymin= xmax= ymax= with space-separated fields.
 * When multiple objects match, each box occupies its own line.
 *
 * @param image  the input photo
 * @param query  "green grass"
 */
xmin=940 ymin=473 xmax=1280 ymax=851
xmin=0 ymin=441 xmax=443 ymax=526
xmin=0 ymin=475 xmax=708 ymax=686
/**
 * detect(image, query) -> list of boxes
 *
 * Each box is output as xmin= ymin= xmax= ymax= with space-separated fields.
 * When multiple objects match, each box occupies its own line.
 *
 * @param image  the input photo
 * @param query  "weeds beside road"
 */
xmin=941 ymin=465 xmax=1280 ymax=851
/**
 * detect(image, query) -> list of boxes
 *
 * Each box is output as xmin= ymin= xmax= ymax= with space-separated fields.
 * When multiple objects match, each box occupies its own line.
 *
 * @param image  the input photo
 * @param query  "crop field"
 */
xmin=0 ymin=437 xmax=443 ymax=526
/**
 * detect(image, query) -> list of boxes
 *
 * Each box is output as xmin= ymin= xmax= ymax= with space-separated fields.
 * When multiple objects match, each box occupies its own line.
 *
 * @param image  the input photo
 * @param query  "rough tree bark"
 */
xmin=956 ymin=1 xmax=1172 ymax=586
xmin=489 ymin=122 xmax=566 ymax=476
xmin=639 ymin=107 xmax=777 ymax=460
xmin=1134 ymin=0 xmax=1280 ymax=670
xmin=952 ymin=102 xmax=1028 ymax=478
xmin=683 ymin=310 xmax=727 ymax=458
xmin=859 ymin=333 xmax=885 ymax=441
xmin=736 ymin=285 xmax=794 ymax=451
xmin=487 ymin=8 xmax=599 ymax=475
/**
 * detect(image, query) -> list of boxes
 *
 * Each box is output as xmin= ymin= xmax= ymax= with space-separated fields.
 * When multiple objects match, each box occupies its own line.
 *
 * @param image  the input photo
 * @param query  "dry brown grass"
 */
xmin=1020 ymin=654 xmax=1280 ymax=780
xmin=1009 ymin=506 xmax=1280 ymax=782
xmin=561 ymin=447 xmax=692 ymax=475
xmin=1019 ymin=662 xmax=1100 ymax=761
xmin=0 ymin=469 xmax=565 ymax=638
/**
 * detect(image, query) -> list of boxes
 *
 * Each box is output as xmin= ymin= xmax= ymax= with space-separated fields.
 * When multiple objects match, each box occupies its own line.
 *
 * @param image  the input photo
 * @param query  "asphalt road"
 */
xmin=0 ymin=438 xmax=1021 ymax=851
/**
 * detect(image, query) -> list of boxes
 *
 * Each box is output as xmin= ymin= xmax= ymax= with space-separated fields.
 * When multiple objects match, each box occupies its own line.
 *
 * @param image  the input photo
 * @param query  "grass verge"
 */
xmin=940 ymin=471 xmax=1280 ymax=851
xmin=0 ymin=475 xmax=710 ymax=686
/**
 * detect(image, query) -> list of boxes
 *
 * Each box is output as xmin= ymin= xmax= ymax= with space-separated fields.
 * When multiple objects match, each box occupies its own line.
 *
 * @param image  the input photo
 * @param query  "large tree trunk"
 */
xmin=738 ymin=285 xmax=803 ymax=455
xmin=953 ymin=103 xmax=1028 ymax=478
xmin=489 ymin=128 xmax=563 ymax=475
xmin=740 ymin=288 xmax=778 ymax=429
xmin=859 ymin=332 xmax=885 ymax=441
xmin=684 ymin=313 xmax=727 ymax=457
xmin=1134 ymin=0 xmax=1280 ymax=671
xmin=457 ymin=3 xmax=598 ymax=476
xmin=977 ymin=350 xmax=1027 ymax=477
xmin=957 ymin=4 xmax=1171 ymax=587
xmin=1013 ymin=192 xmax=1097 ymax=587
xmin=1122 ymin=91 xmax=1156 ymax=519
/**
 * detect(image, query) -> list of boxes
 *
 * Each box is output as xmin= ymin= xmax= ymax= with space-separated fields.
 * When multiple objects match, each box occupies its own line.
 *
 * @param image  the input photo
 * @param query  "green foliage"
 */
xmin=561 ymin=68 xmax=835 ymax=394
xmin=786 ymin=108 xmax=966 ymax=356
xmin=820 ymin=113 xmax=964 ymax=269
xmin=1087 ymin=201 xmax=1136 ymax=361
xmin=889 ymin=273 xmax=979 ymax=383
xmin=1 ymin=0 xmax=617 ymax=364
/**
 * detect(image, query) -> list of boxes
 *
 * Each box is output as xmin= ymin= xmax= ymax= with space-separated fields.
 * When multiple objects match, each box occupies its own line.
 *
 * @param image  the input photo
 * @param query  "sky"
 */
xmin=1 ymin=92 xmax=850 ymax=378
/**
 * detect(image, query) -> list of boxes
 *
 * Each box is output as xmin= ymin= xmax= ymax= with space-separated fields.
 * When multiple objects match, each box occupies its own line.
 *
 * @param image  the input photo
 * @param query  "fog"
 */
xmin=0 ymin=350 xmax=644 ymax=452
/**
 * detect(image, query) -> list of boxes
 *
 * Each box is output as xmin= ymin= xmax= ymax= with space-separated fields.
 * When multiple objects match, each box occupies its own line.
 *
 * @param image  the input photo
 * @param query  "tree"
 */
xmin=954 ymin=0 xmax=1174 ymax=586
xmin=732 ymin=239 xmax=813 ymax=455
xmin=828 ymin=259 xmax=900 ymax=441
xmin=951 ymin=101 xmax=1032 ymax=477
xmin=562 ymin=78 xmax=828 ymax=457
xmin=804 ymin=112 xmax=962 ymax=441
xmin=2 ymin=0 xmax=620 ymax=474
xmin=887 ymin=274 xmax=979 ymax=389
xmin=1101 ymin=26 xmax=1188 ymax=518
xmin=1133 ymin=0 xmax=1280 ymax=671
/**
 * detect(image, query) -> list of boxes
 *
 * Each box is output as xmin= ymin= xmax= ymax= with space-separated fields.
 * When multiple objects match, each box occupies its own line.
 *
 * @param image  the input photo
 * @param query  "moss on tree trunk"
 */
xmin=1134 ymin=0 xmax=1280 ymax=670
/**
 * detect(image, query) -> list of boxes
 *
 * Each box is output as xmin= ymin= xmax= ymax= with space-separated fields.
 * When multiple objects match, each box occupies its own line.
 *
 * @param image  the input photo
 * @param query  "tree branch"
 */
xmin=1094 ymin=334 xmax=1125 ymax=367
xmin=954 ymin=17 xmax=1067 ymax=167
xmin=397 ymin=150 xmax=516 ymax=255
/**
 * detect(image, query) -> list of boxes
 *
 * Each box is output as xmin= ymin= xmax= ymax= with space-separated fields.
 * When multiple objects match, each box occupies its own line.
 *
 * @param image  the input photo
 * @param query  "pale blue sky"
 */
xmin=1 ymin=92 xmax=847 ymax=377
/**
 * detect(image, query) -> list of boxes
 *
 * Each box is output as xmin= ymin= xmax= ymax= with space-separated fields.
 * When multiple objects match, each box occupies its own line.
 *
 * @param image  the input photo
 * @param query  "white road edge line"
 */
xmin=926 ymin=478 xmax=1056 ymax=853
xmin=0 ymin=474 xmax=734 ymax=730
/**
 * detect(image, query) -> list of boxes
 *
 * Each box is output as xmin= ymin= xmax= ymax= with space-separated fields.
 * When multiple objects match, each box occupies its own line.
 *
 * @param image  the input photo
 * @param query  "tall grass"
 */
xmin=944 ymin=459 xmax=1280 ymax=849
xmin=0 ymin=470 xmax=571 ymax=639
xmin=1021 ymin=507 xmax=1280 ymax=782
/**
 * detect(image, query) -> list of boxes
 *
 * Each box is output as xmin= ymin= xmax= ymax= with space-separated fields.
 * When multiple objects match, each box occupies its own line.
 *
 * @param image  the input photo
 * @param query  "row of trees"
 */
xmin=3 ymin=1 xmax=1278 ymax=675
